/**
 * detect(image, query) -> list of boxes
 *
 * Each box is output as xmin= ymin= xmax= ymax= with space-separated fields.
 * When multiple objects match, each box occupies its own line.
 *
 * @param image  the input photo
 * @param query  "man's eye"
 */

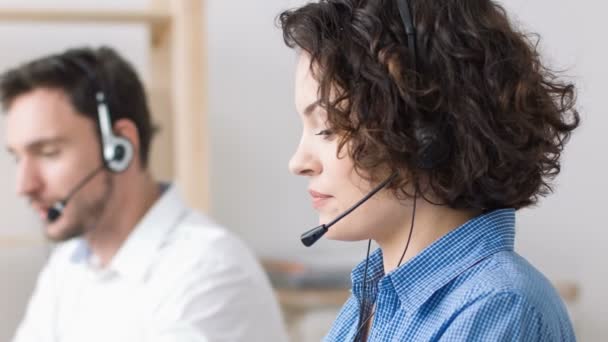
xmin=40 ymin=149 xmax=60 ymax=158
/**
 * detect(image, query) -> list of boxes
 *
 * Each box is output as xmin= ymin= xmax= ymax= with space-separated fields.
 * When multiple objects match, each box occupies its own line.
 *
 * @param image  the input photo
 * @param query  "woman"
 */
xmin=280 ymin=0 xmax=579 ymax=341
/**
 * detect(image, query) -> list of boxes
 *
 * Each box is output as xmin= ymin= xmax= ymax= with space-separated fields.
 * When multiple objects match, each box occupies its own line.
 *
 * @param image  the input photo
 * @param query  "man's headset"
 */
xmin=63 ymin=56 xmax=134 ymax=173
xmin=46 ymin=55 xmax=134 ymax=222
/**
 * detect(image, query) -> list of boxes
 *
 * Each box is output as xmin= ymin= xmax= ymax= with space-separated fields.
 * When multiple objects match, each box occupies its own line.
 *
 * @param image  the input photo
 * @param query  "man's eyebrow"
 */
xmin=20 ymin=137 xmax=68 ymax=153
xmin=25 ymin=137 xmax=67 ymax=150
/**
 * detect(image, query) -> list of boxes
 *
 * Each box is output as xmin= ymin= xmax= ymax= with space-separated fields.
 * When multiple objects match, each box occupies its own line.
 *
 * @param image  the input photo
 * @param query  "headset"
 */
xmin=46 ymin=54 xmax=134 ymax=222
xmin=398 ymin=0 xmax=450 ymax=171
xmin=352 ymin=1 xmax=450 ymax=340
xmin=60 ymin=55 xmax=134 ymax=173
xmin=301 ymin=0 xmax=451 ymax=248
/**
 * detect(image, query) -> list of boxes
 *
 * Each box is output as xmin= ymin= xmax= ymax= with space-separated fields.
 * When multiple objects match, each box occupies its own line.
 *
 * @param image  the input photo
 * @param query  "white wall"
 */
xmin=0 ymin=0 xmax=605 ymax=341
xmin=207 ymin=0 xmax=369 ymax=268
xmin=499 ymin=1 xmax=608 ymax=339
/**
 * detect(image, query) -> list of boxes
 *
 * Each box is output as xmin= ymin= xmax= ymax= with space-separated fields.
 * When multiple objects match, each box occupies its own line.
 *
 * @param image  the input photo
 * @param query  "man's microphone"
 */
xmin=47 ymin=165 xmax=106 ymax=223
xmin=300 ymin=173 xmax=397 ymax=247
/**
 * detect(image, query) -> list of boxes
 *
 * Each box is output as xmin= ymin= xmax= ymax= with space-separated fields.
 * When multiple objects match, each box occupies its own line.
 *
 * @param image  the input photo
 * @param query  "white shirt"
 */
xmin=13 ymin=184 xmax=288 ymax=342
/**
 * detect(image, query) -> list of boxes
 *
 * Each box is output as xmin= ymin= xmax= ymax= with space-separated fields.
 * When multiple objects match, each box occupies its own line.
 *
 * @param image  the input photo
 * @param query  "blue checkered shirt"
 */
xmin=325 ymin=209 xmax=576 ymax=341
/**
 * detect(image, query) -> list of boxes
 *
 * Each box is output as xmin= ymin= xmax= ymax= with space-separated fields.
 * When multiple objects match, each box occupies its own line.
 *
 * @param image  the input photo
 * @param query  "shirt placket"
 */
xmin=350 ymin=278 xmax=379 ymax=342
xmin=368 ymin=277 xmax=399 ymax=341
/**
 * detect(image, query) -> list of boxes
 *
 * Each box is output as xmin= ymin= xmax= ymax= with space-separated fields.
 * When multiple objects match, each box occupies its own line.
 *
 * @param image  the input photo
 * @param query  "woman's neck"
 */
xmin=375 ymin=201 xmax=479 ymax=274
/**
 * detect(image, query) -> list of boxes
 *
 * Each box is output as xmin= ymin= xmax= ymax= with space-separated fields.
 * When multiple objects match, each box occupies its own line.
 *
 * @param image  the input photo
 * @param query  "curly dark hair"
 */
xmin=279 ymin=0 xmax=579 ymax=210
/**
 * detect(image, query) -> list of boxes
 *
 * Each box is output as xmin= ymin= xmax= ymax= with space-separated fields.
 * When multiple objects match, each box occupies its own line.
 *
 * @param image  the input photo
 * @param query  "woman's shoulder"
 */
xmin=440 ymin=250 xmax=573 ymax=333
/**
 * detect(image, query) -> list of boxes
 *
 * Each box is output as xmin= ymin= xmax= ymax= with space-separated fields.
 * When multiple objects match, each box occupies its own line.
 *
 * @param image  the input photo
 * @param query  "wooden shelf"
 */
xmin=0 ymin=8 xmax=171 ymax=26
xmin=275 ymin=281 xmax=580 ymax=313
xmin=275 ymin=288 xmax=350 ymax=311
xmin=0 ymin=234 xmax=45 ymax=248
xmin=0 ymin=8 xmax=172 ymax=45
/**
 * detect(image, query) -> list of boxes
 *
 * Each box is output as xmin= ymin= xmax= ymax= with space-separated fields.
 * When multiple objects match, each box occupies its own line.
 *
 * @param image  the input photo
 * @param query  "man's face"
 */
xmin=5 ymin=87 xmax=112 ymax=241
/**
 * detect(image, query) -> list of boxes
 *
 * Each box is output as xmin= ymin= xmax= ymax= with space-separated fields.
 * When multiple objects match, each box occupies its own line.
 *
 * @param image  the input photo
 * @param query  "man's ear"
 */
xmin=112 ymin=118 xmax=140 ymax=164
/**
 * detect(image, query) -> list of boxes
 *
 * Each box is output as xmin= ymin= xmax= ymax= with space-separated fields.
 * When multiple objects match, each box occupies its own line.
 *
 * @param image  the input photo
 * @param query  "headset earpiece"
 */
xmin=104 ymin=136 xmax=134 ymax=173
xmin=396 ymin=0 xmax=451 ymax=171
xmin=96 ymin=92 xmax=133 ymax=173
xmin=414 ymin=124 xmax=450 ymax=170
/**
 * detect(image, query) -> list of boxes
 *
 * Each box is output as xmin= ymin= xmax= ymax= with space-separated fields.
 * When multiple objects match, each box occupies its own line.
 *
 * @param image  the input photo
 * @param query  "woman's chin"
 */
xmin=324 ymin=225 xmax=368 ymax=242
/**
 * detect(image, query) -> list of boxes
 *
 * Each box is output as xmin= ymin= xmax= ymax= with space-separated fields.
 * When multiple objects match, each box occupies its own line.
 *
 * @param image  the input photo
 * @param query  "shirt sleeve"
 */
xmin=143 ymin=246 xmax=286 ymax=342
xmin=437 ymin=292 xmax=549 ymax=341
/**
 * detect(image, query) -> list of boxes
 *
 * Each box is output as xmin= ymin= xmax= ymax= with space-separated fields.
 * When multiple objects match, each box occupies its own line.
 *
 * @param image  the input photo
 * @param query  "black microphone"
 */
xmin=47 ymin=165 xmax=105 ymax=223
xmin=300 ymin=173 xmax=397 ymax=247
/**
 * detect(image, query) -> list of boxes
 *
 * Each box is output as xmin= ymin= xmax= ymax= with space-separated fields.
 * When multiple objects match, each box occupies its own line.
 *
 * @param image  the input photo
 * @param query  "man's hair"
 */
xmin=279 ymin=0 xmax=580 ymax=210
xmin=0 ymin=46 xmax=156 ymax=167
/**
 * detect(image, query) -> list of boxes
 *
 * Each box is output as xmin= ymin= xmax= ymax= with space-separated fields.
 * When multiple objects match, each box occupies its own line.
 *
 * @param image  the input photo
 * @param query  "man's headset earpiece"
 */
xmin=60 ymin=56 xmax=134 ymax=173
xmin=398 ymin=0 xmax=450 ymax=171
xmin=94 ymin=91 xmax=134 ymax=172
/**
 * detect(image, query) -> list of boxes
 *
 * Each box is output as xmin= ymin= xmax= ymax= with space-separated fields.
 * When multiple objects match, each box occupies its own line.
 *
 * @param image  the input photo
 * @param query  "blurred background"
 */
xmin=0 ymin=0 xmax=605 ymax=341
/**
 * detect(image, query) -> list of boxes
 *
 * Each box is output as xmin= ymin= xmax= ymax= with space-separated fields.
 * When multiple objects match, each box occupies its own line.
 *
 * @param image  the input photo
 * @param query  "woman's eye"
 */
xmin=315 ymin=129 xmax=334 ymax=138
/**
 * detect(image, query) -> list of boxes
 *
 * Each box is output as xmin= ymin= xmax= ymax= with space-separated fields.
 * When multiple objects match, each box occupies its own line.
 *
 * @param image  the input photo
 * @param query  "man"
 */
xmin=2 ymin=46 xmax=287 ymax=342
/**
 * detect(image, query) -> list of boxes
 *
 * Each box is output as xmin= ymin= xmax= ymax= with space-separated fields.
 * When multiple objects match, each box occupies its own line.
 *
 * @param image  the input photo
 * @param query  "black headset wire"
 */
xmin=353 ymin=192 xmax=417 ymax=341
xmin=353 ymin=1 xmax=419 ymax=339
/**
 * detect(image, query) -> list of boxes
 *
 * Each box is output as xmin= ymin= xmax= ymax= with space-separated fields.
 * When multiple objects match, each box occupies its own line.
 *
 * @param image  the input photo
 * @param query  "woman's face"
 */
xmin=289 ymin=53 xmax=409 ymax=242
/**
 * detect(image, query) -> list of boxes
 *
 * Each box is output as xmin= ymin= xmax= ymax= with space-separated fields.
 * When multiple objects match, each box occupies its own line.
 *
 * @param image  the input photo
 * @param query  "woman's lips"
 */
xmin=309 ymin=190 xmax=333 ymax=209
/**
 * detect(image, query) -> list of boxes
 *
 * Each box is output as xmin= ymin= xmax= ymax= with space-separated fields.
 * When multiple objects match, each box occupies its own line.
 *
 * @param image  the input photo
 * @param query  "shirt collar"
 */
xmin=351 ymin=247 xmax=385 ymax=301
xmin=351 ymin=208 xmax=516 ymax=311
xmin=70 ymin=183 xmax=190 ymax=281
